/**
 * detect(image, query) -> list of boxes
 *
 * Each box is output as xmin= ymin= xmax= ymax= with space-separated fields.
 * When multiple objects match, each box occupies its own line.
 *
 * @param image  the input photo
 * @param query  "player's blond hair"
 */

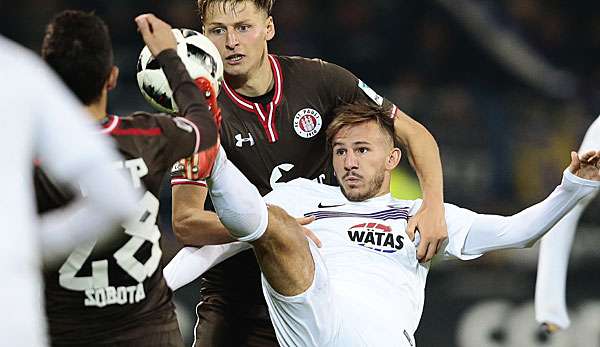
xmin=326 ymin=102 xmax=399 ymax=150
xmin=197 ymin=0 xmax=274 ymax=24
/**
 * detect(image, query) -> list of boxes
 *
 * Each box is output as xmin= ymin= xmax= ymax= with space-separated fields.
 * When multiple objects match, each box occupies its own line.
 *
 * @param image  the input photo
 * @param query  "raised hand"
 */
xmin=135 ymin=13 xmax=177 ymax=57
xmin=568 ymin=150 xmax=600 ymax=181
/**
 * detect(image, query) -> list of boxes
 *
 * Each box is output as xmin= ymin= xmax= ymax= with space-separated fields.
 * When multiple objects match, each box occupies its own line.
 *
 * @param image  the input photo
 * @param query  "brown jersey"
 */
xmin=197 ymin=55 xmax=397 ymax=341
xmin=39 ymin=50 xmax=216 ymax=346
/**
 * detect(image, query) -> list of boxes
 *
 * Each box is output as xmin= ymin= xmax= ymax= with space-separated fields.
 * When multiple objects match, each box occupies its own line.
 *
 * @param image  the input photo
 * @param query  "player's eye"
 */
xmin=237 ymin=24 xmax=251 ymax=32
xmin=357 ymin=147 xmax=369 ymax=154
xmin=209 ymin=27 xmax=226 ymax=35
xmin=335 ymin=148 xmax=346 ymax=156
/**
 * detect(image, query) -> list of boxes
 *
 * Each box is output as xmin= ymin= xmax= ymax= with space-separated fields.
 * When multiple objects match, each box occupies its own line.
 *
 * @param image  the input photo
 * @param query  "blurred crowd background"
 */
xmin=3 ymin=1 xmax=600 ymax=346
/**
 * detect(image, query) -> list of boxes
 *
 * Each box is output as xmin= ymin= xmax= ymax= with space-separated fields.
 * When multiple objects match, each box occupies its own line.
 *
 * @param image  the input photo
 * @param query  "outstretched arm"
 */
xmin=394 ymin=109 xmax=447 ymax=262
xmin=462 ymin=151 xmax=600 ymax=255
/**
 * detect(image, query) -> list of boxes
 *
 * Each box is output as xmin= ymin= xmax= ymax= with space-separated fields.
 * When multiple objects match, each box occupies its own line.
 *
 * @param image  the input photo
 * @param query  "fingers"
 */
xmin=416 ymin=240 xmax=428 ymax=261
xmin=135 ymin=14 xmax=152 ymax=38
xmin=296 ymin=215 xmax=315 ymax=226
xmin=579 ymin=150 xmax=598 ymax=163
xmin=568 ymin=151 xmax=580 ymax=174
xmin=406 ymin=218 xmax=417 ymax=241
xmin=423 ymin=242 xmax=438 ymax=262
xmin=302 ymin=227 xmax=322 ymax=248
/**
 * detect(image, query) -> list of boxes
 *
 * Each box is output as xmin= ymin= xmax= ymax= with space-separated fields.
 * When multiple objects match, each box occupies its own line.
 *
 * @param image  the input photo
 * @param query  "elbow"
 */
xmin=172 ymin=214 xmax=193 ymax=243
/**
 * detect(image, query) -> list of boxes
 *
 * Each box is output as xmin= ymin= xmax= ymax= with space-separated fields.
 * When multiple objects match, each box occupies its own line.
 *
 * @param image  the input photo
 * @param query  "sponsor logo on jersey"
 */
xmin=235 ymin=133 xmax=255 ymax=147
xmin=347 ymin=222 xmax=404 ymax=253
xmin=318 ymin=202 xmax=345 ymax=208
xmin=358 ymin=80 xmax=384 ymax=106
xmin=293 ymin=108 xmax=322 ymax=138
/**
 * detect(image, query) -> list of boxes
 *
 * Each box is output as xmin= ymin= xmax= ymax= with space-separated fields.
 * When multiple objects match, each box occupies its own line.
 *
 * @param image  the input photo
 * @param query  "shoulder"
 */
xmin=118 ymin=111 xmax=174 ymax=128
xmin=275 ymin=55 xmax=347 ymax=76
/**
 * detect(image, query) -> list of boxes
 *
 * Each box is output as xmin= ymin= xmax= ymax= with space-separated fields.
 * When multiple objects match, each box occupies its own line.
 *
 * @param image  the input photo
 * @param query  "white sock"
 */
xmin=534 ymin=194 xmax=594 ymax=329
xmin=207 ymin=146 xmax=268 ymax=242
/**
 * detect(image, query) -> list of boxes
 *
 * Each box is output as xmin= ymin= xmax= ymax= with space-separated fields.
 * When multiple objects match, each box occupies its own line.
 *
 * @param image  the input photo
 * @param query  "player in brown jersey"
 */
xmin=37 ymin=11 xmax=220 ymax=346
xmin=168 ymin=1 xmax=448 ymax=346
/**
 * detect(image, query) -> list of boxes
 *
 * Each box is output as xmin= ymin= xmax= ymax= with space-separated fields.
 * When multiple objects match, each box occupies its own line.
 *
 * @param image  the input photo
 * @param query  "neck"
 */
xmin=86 ymin=89 xmax=108 ymax=122
xmin=226 ymin=53 xmax=274 ymax=97
xmin=376 ymin=175 xmax=392 ymax=197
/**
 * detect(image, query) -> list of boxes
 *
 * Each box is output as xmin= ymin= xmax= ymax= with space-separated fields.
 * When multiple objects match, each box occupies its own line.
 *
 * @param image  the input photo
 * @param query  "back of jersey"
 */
xmin=40 ymin=112 xmax=199 ymax=345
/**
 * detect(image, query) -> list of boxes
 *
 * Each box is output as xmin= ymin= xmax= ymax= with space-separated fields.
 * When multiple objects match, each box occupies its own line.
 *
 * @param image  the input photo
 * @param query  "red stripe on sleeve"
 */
xmin=111 ymin=127 xmax=162 ymax=136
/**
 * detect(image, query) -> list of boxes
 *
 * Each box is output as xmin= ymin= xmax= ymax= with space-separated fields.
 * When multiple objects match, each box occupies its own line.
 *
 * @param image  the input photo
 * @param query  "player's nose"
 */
xmin=225 ymin=30 xmax=239 ymax=49
xmin=344 ymin=152 xmax=358 ymax=170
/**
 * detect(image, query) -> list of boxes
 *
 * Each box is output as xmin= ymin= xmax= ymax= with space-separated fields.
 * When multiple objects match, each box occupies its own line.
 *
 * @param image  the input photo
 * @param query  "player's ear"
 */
xmin=386 ymin=148 xmax=401 ymax=171
xmin=106 ymin=66 xmax=119 ymax=91
xmin=265 ymin=16 xmax=275 ymax=41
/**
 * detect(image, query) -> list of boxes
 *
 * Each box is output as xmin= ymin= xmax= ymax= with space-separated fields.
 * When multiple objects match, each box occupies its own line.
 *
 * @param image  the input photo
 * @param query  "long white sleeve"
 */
xmin=164 ymin=243 xmax=250 ymax=291
xmin=463 ymin=169 xmax=599 ymax=255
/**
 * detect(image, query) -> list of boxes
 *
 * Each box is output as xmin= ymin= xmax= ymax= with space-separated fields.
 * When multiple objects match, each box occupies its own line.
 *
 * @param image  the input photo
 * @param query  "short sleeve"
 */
xmin=146 ymin=114 xmax=199 ymax=164
xmin=319 ymin=60 xmax=397 ymax=117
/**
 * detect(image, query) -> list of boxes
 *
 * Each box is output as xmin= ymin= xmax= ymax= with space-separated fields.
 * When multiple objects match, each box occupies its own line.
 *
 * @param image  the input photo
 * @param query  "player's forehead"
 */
xmin=332 ymin=121 xmax=383 ymax=146
xmin=204 ymin=1 xmax=266 ymax=25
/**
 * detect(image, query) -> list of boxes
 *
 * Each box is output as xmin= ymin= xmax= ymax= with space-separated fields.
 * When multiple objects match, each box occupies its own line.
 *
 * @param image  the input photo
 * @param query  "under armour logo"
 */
xmin=235 ymin=133 xmax=255 ymax=147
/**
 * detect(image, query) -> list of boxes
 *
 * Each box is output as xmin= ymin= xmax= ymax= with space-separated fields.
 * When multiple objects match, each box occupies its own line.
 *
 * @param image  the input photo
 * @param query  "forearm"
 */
xmin=463 ymin=169 xmax=600 ymax=255
xmin=172 ymin=184 xmax=235 ymax=246
xmin=174 ymin=210 xmax=236 ymax=246
xmin=393 ymin=110 xmax=443 ymax=205
xmin=156 ymin=49 xmax=217 ymax=152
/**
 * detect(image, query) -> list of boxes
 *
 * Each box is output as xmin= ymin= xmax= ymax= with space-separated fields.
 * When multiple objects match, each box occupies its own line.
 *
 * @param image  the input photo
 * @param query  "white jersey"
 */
xmin=0 ymin=36 xmax=135 ymax=346
xmin=264 ymin=178 xmax=481 ymax=344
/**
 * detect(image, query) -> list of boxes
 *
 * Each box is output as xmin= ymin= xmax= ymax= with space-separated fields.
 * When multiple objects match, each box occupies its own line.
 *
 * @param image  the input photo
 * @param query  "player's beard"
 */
xmin=340 ymin=167 xmax=385 ymax=202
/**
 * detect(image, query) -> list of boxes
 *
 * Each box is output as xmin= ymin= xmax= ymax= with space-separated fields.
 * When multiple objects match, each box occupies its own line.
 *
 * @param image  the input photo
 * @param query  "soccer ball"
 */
xmin=136 ymin=28 xmax=223 ymax=113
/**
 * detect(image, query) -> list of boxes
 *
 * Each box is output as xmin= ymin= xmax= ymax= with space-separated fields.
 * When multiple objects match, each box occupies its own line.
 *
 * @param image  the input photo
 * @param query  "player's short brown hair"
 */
xmin=197 ymin=0 xmax=274 ymax=24
xmin=326 ymin=102 xmax=399 ymax=149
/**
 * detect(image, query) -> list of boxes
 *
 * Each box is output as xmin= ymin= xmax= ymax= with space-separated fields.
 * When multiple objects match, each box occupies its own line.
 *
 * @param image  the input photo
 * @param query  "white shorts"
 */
xmin=261 ymin=240 xmax=416 ymax=347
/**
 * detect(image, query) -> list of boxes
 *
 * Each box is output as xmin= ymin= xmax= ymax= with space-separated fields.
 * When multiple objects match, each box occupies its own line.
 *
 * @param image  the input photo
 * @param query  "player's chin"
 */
xmin=343 ymin=186 xmax=366 ymax=202
xmin=223 ymin=63 xmax=247 ymax=76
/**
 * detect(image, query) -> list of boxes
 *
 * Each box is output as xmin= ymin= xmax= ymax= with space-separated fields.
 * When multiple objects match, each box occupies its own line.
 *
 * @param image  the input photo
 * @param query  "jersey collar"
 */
xmin=100 ymin=114 xmax=120 ymax=134
xmin=221 ymin=55 xmax=284 ymax=143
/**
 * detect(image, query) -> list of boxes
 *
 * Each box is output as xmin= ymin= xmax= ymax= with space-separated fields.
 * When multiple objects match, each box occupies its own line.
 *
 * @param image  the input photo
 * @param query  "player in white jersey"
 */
xmin=0 ymin=35 xmax=137 ymax=346
xmin=535 ymin=115 xmax=600 ymax=332
xmin=167 ymin=102 xmax=600 ymax=346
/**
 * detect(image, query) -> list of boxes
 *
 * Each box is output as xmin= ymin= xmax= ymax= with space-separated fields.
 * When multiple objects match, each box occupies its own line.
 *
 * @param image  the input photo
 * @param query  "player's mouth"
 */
xmin=343 ymin=173 xmax=362 ymax=185
xmin=225 ymin=54 xmax=245 ymax=65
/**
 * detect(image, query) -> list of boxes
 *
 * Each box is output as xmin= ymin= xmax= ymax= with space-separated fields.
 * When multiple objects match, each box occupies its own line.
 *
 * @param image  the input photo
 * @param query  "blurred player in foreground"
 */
xmin=38 ymin=11 xmax=220 ymax=346
xmin=0 ymin=35 xmax=137 ymax=346
xmin=169 ymin=102 xmax=600 ymax=346
xmin=535 ymin=115 xmax=600 ymax=333
xmin=171 ymin=1 xmax=448 ymax=344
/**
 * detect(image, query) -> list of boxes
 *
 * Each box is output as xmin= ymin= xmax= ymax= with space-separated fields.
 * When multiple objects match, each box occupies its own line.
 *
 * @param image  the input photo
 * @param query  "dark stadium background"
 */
xmin=3 ymin=1 xmax=600 ymax=346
